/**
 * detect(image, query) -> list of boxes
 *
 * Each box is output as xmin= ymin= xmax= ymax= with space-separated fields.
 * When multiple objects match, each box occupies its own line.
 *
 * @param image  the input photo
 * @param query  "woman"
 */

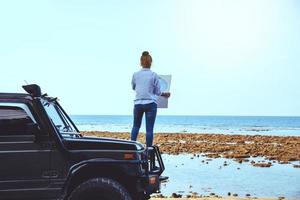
xmin=131 ymin=51 xmax=170 ymax=147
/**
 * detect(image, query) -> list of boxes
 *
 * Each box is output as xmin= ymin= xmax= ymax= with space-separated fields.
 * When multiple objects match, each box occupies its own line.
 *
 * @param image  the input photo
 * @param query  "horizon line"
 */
xmin=70 ymin=114 xmax=300 ymax=118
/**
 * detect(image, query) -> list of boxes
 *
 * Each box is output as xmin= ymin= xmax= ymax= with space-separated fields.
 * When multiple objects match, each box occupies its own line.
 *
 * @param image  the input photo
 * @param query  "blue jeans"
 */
xmin=131 ymin=102 xmax=157 ymax=147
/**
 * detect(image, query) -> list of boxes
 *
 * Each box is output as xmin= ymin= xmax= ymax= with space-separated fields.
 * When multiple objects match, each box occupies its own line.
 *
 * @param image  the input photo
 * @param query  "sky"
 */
xmin=0 ymin=0 xmax=299 ymax=116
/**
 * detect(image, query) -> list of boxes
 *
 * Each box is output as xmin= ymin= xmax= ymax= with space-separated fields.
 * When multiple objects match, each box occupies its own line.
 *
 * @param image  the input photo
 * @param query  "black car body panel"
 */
xmin=63 ymin=136 xmax=144 ymax=151
xmin=0 ymin=86 xmax=166 ymax=200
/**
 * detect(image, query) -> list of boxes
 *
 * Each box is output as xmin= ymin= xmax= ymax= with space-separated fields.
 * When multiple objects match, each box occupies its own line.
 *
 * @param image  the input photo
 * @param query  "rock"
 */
xmin=252 ymin=162 xmax=272 ymax=167
xmin=234 ymin=154 xmax=250 ymax=159
xmin=171 ymin=193 xmax=182 ymax=198
xmin=233 ymin=193 xmax=238 ymax=197
xmin=237 ymin=159 xmax=243 ymax=164
xmin=279 ymin=161 xmax=290 ymax=164
xmin=153 ymin=194 xmax=165 ymax=198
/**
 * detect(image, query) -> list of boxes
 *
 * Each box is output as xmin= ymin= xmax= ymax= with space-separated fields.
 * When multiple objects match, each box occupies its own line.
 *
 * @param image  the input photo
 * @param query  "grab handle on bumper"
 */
xmin=147 ymin=146 xmax=165 ymax=176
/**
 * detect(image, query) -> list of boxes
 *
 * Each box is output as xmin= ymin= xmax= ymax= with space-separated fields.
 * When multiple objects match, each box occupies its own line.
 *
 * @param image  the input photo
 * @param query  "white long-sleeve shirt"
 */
xmin=131 ymin=68 xmax=162 ymax=105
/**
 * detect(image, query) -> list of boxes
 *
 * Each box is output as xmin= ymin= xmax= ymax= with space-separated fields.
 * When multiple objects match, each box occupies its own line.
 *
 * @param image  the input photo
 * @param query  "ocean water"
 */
xmin=160 ymin=154 xmax=300 ymax=199
xmin=70 ymin=115 xmax=300 ymax=136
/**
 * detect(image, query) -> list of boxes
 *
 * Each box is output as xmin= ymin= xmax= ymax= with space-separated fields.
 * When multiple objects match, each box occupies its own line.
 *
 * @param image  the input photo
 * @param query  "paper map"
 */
xmin=157 ymin=75 xmax=171 ymax=108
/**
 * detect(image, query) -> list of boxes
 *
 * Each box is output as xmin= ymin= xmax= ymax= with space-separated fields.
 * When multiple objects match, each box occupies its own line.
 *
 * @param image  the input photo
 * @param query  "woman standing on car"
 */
xmin=131 ymin=51 xmax=170 ymax=147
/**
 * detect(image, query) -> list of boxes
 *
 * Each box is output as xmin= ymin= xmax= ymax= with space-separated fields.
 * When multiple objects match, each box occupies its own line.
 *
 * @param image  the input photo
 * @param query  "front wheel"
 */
xmin=68 ymin=177 xmax=132 ymax=200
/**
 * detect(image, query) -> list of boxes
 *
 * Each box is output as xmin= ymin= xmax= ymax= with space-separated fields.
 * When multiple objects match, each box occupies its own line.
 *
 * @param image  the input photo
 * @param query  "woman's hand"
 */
xmin=161 ymin=92 xmax=171 ymax=98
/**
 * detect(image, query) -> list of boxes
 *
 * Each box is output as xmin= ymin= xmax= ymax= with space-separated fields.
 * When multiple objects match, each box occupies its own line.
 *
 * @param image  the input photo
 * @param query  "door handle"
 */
xmin=42 ymin=170 xmax=58 ymax=178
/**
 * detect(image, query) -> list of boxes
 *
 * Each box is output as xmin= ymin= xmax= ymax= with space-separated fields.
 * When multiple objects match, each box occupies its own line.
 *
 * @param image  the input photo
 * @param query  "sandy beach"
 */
xmin=82 ymin=131 xmax=300 ymax=166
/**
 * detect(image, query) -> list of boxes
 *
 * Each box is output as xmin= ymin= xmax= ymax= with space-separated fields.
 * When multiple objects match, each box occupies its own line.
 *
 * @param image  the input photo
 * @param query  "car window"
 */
xmin=42 ymin=100 xmax=78 ymax=136
xmin=0 ymin=106 xmax=35 ymax=135
xmin=43 ymin=102 xmax=66 ymax=131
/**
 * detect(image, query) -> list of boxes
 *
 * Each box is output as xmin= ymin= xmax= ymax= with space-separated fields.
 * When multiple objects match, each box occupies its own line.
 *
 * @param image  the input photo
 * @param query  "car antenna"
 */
xmin=24 ymin=80 xmax=29 ymax=85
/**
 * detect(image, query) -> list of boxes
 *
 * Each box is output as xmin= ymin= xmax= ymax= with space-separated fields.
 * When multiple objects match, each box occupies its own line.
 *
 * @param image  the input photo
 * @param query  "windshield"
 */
xmin=42 ymin=99 xmax=80 ymax=138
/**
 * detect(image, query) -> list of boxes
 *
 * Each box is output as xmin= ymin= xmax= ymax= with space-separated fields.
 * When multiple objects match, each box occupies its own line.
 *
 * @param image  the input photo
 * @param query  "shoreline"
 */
xmin=82 ymin=131 xmax=298 ymax=199
xmin=82 ymin=131 xmax=300 ymax=166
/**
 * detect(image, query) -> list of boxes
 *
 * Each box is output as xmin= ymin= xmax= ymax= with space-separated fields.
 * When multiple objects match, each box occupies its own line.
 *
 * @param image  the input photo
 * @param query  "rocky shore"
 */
xmin=82 ymin=131 xmax=300 ymax=166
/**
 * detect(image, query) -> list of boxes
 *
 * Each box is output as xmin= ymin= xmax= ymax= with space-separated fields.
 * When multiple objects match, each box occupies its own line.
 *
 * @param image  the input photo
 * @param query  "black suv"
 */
xmin=0 ymin=84 xmax=166 ymax=200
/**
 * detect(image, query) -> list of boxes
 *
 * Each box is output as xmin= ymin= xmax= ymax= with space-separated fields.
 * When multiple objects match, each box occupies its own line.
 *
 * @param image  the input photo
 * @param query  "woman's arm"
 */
xmin=161 ymin=92 xmax=171 ymax=97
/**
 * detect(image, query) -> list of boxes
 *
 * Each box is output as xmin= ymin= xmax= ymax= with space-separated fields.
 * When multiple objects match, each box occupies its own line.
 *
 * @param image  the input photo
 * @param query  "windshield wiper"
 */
xmin=62 ymin=125 xmax=73 ymax=132
xmin=61 ymin=132 xmax=82 ymax=138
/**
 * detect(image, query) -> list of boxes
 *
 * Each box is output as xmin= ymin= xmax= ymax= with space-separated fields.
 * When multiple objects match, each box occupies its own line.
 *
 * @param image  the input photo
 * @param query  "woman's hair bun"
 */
xmin=142 ymin=51 xmax=150 ymax=56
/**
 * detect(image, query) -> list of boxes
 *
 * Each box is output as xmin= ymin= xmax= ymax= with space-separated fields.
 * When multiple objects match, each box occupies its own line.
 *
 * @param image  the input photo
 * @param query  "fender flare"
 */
xmin=60 ymin=158 xmax=142 ymax=199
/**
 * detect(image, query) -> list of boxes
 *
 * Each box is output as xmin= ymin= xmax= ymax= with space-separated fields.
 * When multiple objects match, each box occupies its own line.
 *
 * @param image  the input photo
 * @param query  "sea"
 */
xmin=71 ymin=115 xmax=300 ymax=136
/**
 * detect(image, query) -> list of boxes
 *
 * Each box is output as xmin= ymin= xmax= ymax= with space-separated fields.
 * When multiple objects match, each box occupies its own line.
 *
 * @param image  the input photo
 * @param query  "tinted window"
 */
xmin=0 ymin=106 xmax=35 ymax=135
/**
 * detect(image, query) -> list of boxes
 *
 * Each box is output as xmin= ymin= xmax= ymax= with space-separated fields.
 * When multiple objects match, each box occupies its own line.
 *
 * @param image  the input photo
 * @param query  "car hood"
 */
xmin=63 ymin=136 xmax=145 ymax=151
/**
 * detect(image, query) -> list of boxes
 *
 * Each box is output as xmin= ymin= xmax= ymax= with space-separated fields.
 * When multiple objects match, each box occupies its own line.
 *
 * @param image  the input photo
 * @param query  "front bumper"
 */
xmin=141 ymin=146 xmax=168 ymax=193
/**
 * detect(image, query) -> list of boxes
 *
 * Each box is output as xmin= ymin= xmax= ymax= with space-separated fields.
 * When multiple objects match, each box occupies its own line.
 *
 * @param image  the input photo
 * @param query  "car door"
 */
xmin=0 ymin=103 xmax=52 ymax=199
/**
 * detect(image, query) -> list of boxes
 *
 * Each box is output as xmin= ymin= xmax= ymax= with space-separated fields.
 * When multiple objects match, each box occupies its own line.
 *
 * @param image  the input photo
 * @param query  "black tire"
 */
xmin=68 ymin=177 xmax=132 ymax=200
